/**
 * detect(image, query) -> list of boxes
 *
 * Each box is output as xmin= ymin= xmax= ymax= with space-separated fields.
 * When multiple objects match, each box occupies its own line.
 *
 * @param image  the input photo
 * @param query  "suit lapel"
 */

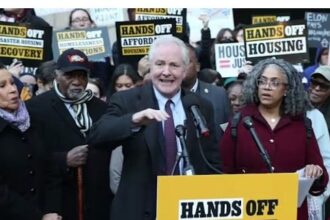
xmin=138 ymin=83 xmax=163 ymax=174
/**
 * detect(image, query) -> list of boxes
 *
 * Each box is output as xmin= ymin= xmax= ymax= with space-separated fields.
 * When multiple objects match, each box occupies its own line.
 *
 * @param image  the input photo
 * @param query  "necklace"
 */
xmin=270 ymin=117 xmax=280 ymax=123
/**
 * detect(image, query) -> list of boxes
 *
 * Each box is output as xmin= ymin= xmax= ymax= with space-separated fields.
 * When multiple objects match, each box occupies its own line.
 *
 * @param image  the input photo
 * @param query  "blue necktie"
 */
xmin=164 ymin=100 xmax=178 ymax=175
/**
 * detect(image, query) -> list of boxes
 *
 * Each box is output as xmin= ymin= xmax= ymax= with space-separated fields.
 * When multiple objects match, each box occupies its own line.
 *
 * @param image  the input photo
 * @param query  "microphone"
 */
xmin=183 ymin=94 xmax=209 ymax=137
xmin=175 ymin=124 xmax=195 ymax=175
xmin=243 ymin=116 xmax=274 ymax=173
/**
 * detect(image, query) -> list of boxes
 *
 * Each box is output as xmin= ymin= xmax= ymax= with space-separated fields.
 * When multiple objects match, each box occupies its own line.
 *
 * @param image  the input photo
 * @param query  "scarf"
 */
xmin=53 ymin=80 xmax=93 ymax=136
xmin=0 ymin=100 xmax=30 ymax=132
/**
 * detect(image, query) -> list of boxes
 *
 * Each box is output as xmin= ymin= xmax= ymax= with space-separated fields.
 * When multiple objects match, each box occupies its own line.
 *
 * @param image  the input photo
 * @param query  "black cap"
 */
xmin=57 ymin=48 xmax=90 ymax=73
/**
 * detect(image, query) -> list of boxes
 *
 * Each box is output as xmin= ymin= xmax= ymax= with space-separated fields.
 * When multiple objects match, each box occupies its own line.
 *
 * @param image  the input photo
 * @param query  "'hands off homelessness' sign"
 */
xmin=0 ymin=21 xmax=52 ymax=67
xmin=52 ymin=27 xmax=111 ymax=61
xmin=244 ymin=20 xmax=309 ymax=64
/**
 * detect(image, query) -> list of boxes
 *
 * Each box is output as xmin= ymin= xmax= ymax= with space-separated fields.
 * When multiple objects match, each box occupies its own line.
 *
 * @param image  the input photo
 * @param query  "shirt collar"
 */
xmin=153 ymin=86 xmax=182 ymax=108
xmin=190 ymin=79 xmax=199 ymax=93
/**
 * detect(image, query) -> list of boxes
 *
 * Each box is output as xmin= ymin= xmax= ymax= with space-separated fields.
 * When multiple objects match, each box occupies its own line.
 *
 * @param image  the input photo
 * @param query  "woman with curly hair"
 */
xmin=219 ymin=58 xmax=328 ymax=220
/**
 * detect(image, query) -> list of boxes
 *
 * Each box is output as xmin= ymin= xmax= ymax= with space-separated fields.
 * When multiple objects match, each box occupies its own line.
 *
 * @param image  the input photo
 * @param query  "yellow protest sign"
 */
xmin=157 ymin=173 xmax=298 ymax=220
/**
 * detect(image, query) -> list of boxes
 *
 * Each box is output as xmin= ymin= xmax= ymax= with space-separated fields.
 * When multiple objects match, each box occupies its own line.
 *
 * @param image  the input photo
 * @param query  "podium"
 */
xmin=157 ymin=173 xmax=298 ymax=220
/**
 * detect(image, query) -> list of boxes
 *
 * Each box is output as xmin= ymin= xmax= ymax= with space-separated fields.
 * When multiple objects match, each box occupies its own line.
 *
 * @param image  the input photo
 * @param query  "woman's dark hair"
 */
xmin=210 ymin=28 xmax=236 ymax=69
xmin=198 ymin=68 xmax=223 ymax=86
xmin=35 ymin=60 xmax=56 ymax=85
xmin=108 ymin=63 xmax=141 ymax=97
xmin=234 ymin=23 xmax=246 ymax=39
xmin=227 ymin=79 xmax=244 ymax=93
xmin=68 ymin=8 xmax=95 ymax=27
xmin=88 ymin=77 xmax=105 ymax=97
xmin=237 ymin=72 xmax=248 ymax=80
xmin=215 ymin=28 xmax=235 ymax=43
xmin=0 ymin=63 xmax=6 ymax=70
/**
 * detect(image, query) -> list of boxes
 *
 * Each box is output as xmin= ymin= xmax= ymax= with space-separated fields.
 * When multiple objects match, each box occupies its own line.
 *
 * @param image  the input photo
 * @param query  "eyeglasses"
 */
xmin=257 ymin=78 xmax=288 ymax=89
xmin=310 ymin=78 xmax=330 ymax=92
xmin=71 ymin=17 xmax=91 ymax=24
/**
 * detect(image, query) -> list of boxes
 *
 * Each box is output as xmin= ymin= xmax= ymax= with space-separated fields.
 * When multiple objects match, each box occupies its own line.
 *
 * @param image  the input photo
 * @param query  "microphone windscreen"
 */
xmin=175 ymin=124 xmax=186 ymax=137
xmin=243 ymin=116 xmax=253 ymax=129
xmin=182 ymin=93 xmax=200 ymax=108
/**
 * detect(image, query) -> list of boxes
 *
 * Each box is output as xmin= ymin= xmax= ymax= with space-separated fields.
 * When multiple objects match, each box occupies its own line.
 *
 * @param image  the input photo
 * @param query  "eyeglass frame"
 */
xmin=71 ymin=17 xmax=91 ymax=24
xmin=256 ymin=77 xmax=288 ymax=90
xmin=310 ymin=78 xmax=330 ymax=92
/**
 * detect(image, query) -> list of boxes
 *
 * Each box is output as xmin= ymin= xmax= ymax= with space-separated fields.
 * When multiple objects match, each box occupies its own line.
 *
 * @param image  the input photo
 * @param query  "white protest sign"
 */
xmin=90 ymin=8 xmax=125 ymax=27
xmin=187 ymin=9 xmax=234 ymax=43
xmin=215 ymin=42 xmax=246 ymax=78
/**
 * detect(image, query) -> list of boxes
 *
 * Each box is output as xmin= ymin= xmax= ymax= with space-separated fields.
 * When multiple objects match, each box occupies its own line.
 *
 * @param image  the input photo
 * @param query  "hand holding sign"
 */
xmin=8 ymin=59 xmax=24 ymax=78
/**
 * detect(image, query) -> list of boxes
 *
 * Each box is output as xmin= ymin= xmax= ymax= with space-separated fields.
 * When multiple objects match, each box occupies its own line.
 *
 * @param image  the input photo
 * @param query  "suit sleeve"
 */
xmin=87 ymin=92 xmax=138 ymax=148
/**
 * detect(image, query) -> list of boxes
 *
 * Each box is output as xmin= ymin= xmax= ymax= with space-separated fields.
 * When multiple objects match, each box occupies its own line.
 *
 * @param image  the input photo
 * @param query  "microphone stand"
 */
xmin=243 ymin=116 xmax=274 ymax=173
xmin=171 ymin=151 xmax=182 ymax=175
xmin=175 ymin=125 xmax=195 ymax=175
xmin=192 ymin=120 xmax=223 ymax=174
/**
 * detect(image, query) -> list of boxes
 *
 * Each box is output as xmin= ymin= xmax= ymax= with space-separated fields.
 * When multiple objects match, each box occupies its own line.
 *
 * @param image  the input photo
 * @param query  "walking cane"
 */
xmin=77 ymin=166 xmax=84 ymax=220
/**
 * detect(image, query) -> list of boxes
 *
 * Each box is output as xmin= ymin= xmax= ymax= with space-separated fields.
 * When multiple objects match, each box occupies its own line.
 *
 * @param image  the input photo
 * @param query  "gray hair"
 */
xmin=242 ymin=58 xmax=312 ymax=116
xmin=148 ymin=35 xmax=189 ymax=67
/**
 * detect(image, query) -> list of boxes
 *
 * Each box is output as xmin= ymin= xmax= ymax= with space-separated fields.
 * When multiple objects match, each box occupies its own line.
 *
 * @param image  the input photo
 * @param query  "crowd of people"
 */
xmin=0 ymin=7 xmax=330 ymax=220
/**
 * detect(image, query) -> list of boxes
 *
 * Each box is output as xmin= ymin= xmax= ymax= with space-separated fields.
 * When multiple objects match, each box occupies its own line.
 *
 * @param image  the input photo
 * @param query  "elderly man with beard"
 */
xmin=27 ymin=48 xmax=112 ymax=220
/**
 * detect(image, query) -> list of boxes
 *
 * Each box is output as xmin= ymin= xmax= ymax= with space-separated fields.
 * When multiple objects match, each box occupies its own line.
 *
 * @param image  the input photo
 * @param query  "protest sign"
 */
xmin=187 ymin=9 xmax=234 ymax=43
xmin=90 ymin=8 xmax=125 ymax=27
xmin=0 ymin=21 xmax=52 ymax=67
xmin=135 ymin=8 xmax=186 ymax=38
xmin=244 ymin=20 xmax=309 ymax=64
xmin=252 ymin=14 xmax=290 ymax=24
xmin=116 ymin=19 xmax=176 ymax=65
xmin=215 ymin=42 xmax=246 ymax=78
xmin=52 ymin=27 xmax=111 ymax=61
xmin=305 ymin=12 xmax=330 ymax=48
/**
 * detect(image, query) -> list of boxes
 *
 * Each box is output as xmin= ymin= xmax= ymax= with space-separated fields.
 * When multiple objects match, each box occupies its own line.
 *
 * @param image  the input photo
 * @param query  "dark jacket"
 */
xmin=0 ymin=114 xmax=60 ymax=220
xmin=220 ymin=104 xmax=328 ymax=220
xmin=195 ymin=80 xmax=230 ymax=141
xmin=87 ymin=82 xmax=220 ymax=220
xmin=26 ymin=90 xmax=112 ymax=220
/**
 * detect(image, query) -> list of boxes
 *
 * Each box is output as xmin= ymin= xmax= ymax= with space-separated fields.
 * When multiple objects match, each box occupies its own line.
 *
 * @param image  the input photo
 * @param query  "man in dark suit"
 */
xmin=182 ymin=44 xmax=230 ymax=141
xmin=27 ymin=48 xmax=111 ymax=220
xmin=87 ymin=36 xmax=220 ymax=220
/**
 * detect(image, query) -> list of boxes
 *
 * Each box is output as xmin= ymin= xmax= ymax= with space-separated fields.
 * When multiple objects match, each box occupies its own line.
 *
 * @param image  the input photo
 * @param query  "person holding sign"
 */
xmin=67 ymin=8 xmax=113 ymax=92
xmin=88 ymin=36 xmax=220 ymax=220
xmin=220 ymin=58 xmax=328 ymax=220
xmin=67 ymin=8 xmax=96 ymax=30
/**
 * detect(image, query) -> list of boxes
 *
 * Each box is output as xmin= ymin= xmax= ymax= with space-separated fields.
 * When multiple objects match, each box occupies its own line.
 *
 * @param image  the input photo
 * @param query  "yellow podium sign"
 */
xmin=157 ymin=173 xmax=298 ymax=220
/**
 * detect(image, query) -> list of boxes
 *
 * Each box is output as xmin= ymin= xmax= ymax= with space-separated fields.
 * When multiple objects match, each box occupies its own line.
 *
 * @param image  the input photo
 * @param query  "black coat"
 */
xmin=88 ymin=83 xmax=220 ymax=220
xmin=0 ymin=115 xmax=60 ymax=220
xmin=27 ymin=90 xmax=112 ymax=220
